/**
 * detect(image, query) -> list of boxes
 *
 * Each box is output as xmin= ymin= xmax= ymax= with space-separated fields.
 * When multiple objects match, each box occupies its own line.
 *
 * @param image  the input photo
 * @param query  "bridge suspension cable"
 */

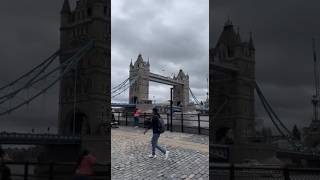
xmin=255 ymin=82 xmax=307 ymax=152
xmin=112 ymin=78 xmax=129 ymax=91
xmin=111 ymin=78 xmax=130 ymax=94
xmin=0 ymin=50 xmax=60 ymax=92
xmin=189 ymin=88 xmax=201 ymax=105
xmin=255 ymin=82 xmax=292 ymax=136
xmin=111 ymin=76 xmax=138 ymax=98
xmin=0 ymin=40 xmax=94 ymax=116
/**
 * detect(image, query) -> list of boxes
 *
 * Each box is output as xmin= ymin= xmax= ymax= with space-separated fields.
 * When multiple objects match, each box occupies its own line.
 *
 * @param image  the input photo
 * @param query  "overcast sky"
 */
xmin=213 ymin=0 xmax=320 ymax=132
xmin=0 ymin=0 xmax=208 ymax=133
xmin=112 ymin=0 xmax=208 ymax=103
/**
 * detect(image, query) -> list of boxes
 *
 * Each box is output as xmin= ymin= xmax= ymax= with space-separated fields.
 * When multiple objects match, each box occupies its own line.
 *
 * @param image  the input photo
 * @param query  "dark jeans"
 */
xmin=151 ymin=133 xmax=166 ymax=155
xmin=134 ymin=117 xmax=139 ymax=126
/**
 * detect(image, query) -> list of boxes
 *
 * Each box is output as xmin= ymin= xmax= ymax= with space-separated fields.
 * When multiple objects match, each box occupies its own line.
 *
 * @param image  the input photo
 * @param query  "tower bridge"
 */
xmin=210 ymin=19 xmax=320 ymax=166
xmin=0 ymin=0 xmax=111 ymax=171
xmin=129 ymin=54 xmax=190 ymax=110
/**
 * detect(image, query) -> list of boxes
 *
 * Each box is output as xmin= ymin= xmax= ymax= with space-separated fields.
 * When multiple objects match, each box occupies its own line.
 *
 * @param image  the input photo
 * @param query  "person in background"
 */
xmin=74 ymin=150 xmax=97 ymax=180
xmin=0 ymin=146 xmax=12 ymax=180
xmin=133 ymin=108 xmax=140 ymax=128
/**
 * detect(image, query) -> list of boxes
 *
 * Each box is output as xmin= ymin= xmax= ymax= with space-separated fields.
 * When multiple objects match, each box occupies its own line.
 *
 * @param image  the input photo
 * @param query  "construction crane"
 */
xmin=312 ymin=38 xmax=320 ymax=122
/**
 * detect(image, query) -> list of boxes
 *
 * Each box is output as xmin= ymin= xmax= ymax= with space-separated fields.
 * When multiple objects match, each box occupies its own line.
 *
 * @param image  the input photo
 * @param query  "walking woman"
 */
xmin=144 ymin=108 xmax=169 ymax=159
xmin=74 ymin=150 xmax=97 ymax=180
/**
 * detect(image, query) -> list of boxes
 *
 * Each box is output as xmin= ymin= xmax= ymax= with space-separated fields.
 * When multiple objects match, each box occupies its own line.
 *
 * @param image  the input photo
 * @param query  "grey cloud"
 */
xmin=112 ymin=0 xmax=208 ymax=103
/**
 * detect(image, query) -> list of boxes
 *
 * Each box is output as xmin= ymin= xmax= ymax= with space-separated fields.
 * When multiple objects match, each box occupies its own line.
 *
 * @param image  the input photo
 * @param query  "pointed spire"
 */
xmin=61 ymin=0 xmax=71 ymax=14
xmin=248 ymin=32 xmax=255 ymax=50
xmin=147 ymin=57 xmax=150 ymax=65
xmin=136 ymin=53 xmax=144 ymax=64
xmin=235 ymin=26 xmax=241 ymax=42
xmin=130 ymin=58 xmax=133 ymax=66
xmin=224 ymin=16 xmax=233 ymax=27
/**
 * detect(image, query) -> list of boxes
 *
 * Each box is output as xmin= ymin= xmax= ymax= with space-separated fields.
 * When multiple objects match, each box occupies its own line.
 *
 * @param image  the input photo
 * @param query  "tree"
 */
xmin=292 ymin=124 xmax=301 ymax=140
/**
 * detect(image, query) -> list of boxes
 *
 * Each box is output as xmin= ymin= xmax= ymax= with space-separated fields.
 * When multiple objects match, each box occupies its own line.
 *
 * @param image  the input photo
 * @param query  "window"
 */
xmin=87 ymin=8 xmax=92 ymax=17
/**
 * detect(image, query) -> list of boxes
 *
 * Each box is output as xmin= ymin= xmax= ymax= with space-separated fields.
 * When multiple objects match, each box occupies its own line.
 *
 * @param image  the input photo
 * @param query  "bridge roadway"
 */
xmin=111 ymin=103 xmax=136 ymax=108
xmin=149 ymin=72 xmax=184 ymax=86
xmin=211 ymin=143 xmax=320 ymax=162
xmin=0 ymin=132 xmax=80 ymax=145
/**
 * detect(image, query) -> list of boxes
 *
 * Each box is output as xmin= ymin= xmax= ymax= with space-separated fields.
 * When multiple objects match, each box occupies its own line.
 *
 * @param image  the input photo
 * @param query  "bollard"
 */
xmin=198 ymin=113 xmax=201 ymax=134
xmin=125 ymin=112 xmax=128 ymax=126
xmin=230 ymin=164 xmax=235 ymax=180
xmin=49 ymin=162 xmax=54 ymax=180
xmin=117 ymin=112 xmax=120 ymax=125
xmin=24 ymin=161 xmax=29 ymax=180
xmin=167 ymin=113 xmax=170 ymax=130
xmin=181 ymin=113 xmax=184 ymax=132
xmin=283 ymin=167 xmax=290 ymax=180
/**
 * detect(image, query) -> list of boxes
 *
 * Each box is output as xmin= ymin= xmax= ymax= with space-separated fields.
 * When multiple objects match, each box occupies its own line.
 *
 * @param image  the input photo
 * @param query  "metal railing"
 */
xmin=210 ymin=163 xmax=320 ymax=180
xmin=112 ymin=112 xmax=209 ymax=135
xmin=3 ymin=161 xmax=109 ymax=180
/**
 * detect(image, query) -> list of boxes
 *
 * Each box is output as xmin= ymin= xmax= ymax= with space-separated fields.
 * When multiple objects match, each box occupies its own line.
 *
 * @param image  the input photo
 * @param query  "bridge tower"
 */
xmin=173 ymin=70 xmax=189 ymax=108
xmin=129 ymin=54 xmax=151 ymax=104
xmin=211 ymin=19 xmax=256 ymax=144
xmin=59 ymin=0 xmax=110 ymax=136
xmin=58 ymin=0 xmax=110 ymax=163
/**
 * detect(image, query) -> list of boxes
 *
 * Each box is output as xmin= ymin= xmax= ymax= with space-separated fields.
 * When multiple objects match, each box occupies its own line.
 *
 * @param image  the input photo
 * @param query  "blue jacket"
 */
xmin=149 ymin=114 xmax=160 ymax=134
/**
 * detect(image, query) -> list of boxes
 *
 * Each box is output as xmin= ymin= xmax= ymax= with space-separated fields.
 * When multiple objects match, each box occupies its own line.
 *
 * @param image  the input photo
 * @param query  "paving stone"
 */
xmin=112 ymin=126 xmax=209 ymax=180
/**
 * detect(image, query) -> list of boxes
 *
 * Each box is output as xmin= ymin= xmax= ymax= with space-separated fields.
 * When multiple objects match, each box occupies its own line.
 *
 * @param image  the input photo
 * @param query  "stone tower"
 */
xmin=173 ymin=70 xmax=190 ymax=108
xmin=211 ymin=19 xmax=255 ymax=144
xmin=129 ymin=54 xmax=150 ymax=104
xmin=58 ymin=0 xmax=111 ymax=137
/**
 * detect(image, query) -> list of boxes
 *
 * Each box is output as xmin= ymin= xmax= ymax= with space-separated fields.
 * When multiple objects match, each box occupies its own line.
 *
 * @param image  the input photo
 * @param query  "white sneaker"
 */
xmin=165 ymin=151 xmax=170 ymax=160
xmin=148 ymin=154 xmax=156 ymax=158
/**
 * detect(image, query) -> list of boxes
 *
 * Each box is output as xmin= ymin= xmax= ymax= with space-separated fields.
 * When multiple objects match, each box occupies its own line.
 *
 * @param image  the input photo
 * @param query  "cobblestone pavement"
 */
xmin=112 ymin=126 xmax=209 ymax=180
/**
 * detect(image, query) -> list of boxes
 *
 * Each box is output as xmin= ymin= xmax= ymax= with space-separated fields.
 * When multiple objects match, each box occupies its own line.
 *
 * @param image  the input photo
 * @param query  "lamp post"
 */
xmin=170 ymin=88 xmax=173 ymax=131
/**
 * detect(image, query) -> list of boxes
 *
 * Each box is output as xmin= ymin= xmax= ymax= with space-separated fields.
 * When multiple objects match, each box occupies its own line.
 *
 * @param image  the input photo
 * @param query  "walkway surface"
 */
xmin=111 ymin=126 xmax=209 ymax=180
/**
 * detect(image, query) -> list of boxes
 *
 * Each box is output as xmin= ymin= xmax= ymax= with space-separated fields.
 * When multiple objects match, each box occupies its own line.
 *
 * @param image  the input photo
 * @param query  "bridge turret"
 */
xmin=248 ymin=32 xmax=255 ymax=59
xmin=61 ymin=0 xmax=71 ymax=14
xmin=60 ymin=0 xmax=71 ymax=50
xmin=212 ymin=19 xmax=256 ymax=145
xmin=173 ymin=69 xmax=189 ymax=108
xmin=59 ymin=0 xmax=110 ymax=137
xmin=129 ymin=54 xmax=150 ymax=104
